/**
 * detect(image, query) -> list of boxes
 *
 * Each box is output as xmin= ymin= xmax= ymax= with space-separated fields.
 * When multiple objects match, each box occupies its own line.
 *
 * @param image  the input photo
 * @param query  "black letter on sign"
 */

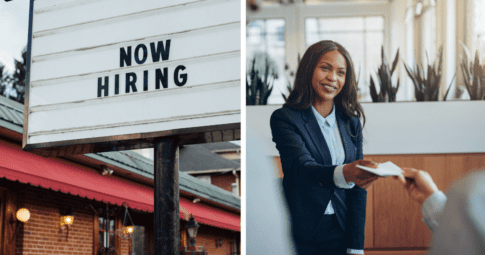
xmin=126 ymin=73 xmax=137 ymax=93
xmin=174 ymin=65 xmax=187 ymax=87
xmin=97 ymin=76 xmax=109 ymax=97
xmin=120 ymin=46 xmax=131 ymax=67
xmin=150 ymin=40 xmax=171 ymax=62
xmin=143 ymin=70 xmax=148 ymax=91
xmin=155 ymin=68 xmax=168 ymax=89
xmin=135 ymin=44 xmax=148 ymax=65
xmin=115 ymin=74 xmax=120 ymax=95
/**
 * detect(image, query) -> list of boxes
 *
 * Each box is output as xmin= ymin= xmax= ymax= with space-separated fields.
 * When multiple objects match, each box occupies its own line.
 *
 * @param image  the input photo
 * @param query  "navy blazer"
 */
xmin=270 ymin=106 xmax=366 ymax=249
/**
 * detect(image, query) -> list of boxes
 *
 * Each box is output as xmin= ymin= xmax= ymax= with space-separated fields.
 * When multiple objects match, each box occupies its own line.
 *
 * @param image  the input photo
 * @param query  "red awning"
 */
xmin=180 ymin=197 xmax=240 ymax=231
xmin=0 ymin=141 xmax=240 ymax=231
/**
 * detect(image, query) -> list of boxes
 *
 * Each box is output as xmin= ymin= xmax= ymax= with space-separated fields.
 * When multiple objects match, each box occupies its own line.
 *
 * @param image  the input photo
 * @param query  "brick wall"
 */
xmin=3 ymin=177 xmax=239 ymax=255
xmin=211 ymin=172 xmax=242 ymax=196
xmin=15 ymin=186 xmax=94 ymax=255
xmin=11 ymin=184 xmax=141 ymax=255
xmin=193 ymin=224 xmax=240 ymax=255
xmin=211 ymin=173 xmax=235 ymax=193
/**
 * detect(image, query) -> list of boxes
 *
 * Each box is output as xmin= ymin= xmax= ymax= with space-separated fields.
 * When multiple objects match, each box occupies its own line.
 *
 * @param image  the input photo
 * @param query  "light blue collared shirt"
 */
xmin=311 ymin=105 xmax=355 ymax=197
xmin=422 ymin=190 xmax=447 ymax=233
xmin=311 ymin=105 xmax=362 ymax=254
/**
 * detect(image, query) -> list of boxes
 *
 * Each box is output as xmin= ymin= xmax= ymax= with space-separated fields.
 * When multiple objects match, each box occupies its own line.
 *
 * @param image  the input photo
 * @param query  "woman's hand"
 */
xmin=343 ymin=160 xmax=379 ymax=189
xmin=394 ymin=168 xmax=438 ymax=205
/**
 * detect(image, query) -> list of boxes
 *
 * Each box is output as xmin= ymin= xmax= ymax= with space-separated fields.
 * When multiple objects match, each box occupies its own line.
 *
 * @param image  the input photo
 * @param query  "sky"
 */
xmin=0 ymin=0 xmax=30 ymax=73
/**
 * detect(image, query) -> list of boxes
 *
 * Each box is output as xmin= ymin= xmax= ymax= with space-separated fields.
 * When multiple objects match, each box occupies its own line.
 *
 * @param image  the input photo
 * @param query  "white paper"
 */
xmin=357 ymin=161 xmax=403 ymax=177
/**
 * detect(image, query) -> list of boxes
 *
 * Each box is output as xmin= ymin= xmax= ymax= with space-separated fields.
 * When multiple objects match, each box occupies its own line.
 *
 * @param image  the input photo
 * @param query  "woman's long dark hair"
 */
xmin=284 ymin=40 xmax=366 ymax=127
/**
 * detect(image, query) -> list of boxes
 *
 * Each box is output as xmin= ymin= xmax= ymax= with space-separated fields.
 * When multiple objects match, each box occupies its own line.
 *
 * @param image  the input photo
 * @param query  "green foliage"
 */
xmin=246 ymin=56 xmax=274 ymax=105
xmin=369 ymin=46 xmax=400 ymax=102
xmin=404 ymin=46 xmax=452 ymax=101
xmin=11 ymin=49 xmax=27 ymax=104
xmin=460 ymin=42 xmax=485 ymax=100
xmin=0 ymin=64 xmax=5 ymax=96
xmin=0 ymin=47 xmax=26 ymax=104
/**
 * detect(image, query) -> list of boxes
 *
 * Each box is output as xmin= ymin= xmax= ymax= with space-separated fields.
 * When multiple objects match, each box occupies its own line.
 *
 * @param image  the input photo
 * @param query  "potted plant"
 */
xmin=460 ymin=42 xmax=485 ymax=100
xmin=404 ymin=46 xmax=453 ymax=101
xmin=246 ymin=53 xmax=277 ymax=105
xmin=369 ymin=46 xmax=400 ymax=102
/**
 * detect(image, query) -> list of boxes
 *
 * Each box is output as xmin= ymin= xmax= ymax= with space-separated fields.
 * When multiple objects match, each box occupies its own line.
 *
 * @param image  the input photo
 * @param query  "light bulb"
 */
xmin=124 ymin=226 xmax=134 ymax=234
xmin=60 ymin=215 xmax=74 ymax=226
xmin=16 ymin=208 xmax=30 ymax=223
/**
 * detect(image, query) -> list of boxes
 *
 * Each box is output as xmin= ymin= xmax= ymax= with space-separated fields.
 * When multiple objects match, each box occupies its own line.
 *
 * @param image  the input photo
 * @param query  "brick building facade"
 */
xmin=179 ymin=143 xmax=241 ymax=196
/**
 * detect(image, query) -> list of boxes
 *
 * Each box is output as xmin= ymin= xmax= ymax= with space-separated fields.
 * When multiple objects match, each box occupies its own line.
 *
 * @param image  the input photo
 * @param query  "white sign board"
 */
xmin=23 ymin=0 xmax=241 ymax=155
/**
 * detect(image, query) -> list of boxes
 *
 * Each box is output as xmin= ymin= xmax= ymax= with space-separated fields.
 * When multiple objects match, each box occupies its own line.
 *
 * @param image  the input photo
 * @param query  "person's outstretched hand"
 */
xmin=394 ymin=168 xmax=439 ymax=205
xmin=343 ymin=160 xmax=379 ymax=189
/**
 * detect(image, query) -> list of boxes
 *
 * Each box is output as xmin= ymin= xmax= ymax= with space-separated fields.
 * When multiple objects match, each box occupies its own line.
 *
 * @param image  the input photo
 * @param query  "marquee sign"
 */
xmin=23 ymin=0 xmax=241 ymax=156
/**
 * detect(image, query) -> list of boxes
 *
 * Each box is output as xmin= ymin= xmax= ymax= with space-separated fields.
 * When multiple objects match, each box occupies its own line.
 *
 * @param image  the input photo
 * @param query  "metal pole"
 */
xmin=154 ymin=138 xmax=180 ymax=255
xmin=106 ymin=204 xmax=109 ymax=248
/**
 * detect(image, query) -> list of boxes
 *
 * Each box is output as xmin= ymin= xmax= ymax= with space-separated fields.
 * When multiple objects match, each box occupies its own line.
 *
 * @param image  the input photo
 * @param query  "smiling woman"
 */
xmin=311 ymin=49 xmax=347 ymax=114
xmin=270 ymin=40 xmax=379 ymax=255
xmin=285 ymin=40 xmax=362 ymax=123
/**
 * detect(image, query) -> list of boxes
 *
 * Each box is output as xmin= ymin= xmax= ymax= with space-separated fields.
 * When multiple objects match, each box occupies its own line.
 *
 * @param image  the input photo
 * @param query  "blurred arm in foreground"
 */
xmin=395 ymin=168 xmax=485 ymax=255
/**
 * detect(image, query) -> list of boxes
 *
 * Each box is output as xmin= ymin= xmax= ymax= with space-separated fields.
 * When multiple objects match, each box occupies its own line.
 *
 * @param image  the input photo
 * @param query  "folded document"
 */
xmin=357 ymin=161 xmax=403 ymax=177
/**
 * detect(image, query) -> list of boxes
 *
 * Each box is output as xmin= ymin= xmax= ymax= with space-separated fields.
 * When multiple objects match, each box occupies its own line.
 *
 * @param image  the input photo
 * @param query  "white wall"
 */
xmin=247 ymin=102 xmax=485 ymax=156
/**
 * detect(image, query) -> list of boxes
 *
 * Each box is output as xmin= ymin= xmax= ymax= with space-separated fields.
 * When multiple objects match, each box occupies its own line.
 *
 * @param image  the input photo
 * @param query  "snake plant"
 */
xmin=369 ymin=46 xmax=400 ymax=102
xmin=460 ymin=42 xmax=485 ymax=100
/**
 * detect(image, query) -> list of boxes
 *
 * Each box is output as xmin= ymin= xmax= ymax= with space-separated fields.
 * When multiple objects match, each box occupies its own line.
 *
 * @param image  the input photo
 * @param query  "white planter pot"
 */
xmin=247 ymin=101 xmax=485 ymax=156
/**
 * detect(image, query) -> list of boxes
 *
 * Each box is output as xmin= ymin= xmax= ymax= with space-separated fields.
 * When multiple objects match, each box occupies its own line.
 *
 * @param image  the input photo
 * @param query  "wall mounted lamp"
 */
xmin=9 ymin=208 xmax=30 ymax=243
xmin=60 ymin=208 xmax=74 ymax=241
xmin=116 ymin=203 xmax=135 ymax=240
xmin=186 ymin=214 xmax=200 ymax=247
xmin=101 ymin=166 xmax=114 ymax=176
xmin=215 ymin=238 xmax=224 ymax=248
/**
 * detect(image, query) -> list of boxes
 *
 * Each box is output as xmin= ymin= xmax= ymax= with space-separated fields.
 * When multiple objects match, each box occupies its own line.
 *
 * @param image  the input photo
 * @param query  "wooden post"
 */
xmin=154 ymin=138 xmax=180 ymax=255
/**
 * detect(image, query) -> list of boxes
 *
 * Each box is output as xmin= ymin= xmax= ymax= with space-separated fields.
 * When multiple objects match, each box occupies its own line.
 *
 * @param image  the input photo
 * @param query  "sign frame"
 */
xmin=22 ymin=0 xmax=241 ymax=156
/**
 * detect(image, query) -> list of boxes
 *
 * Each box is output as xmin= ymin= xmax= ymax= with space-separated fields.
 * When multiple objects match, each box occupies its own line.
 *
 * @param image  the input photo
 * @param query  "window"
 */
xmin=305 ymin=16 xmax=384 ymax=102
xmin=197 ymin=175 xmax=211 ymax=184
xmin=246 ymin=19 xmax=287 ymax=104
xmin=405 ymin=6 xmax=415 ymax=101
xmin=475 ymin=0 xmax=485 ymax=56
xmin=97 ymin=217 xmax=117 ymax=250
xmin=94 ymin=214 xmax=120 ymax=254
xmin=421 ymin=6 xmax=436 ymax=60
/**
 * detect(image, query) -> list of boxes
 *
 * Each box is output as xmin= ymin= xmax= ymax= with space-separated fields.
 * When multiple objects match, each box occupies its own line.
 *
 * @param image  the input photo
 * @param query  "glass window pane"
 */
xmin=109 ymin=219 xmax=115 ymax=231
xmin=109 ymin=233 xmax=115 ymax=246
xmin=306 ymin=18 xmax=318 ymax=34
xmin=366 ymin=32 xmax=384 ymax=70
xmin=246 ymin=19 xmax=287 ymax=105
xmin=475 ymin=0 xmax=485 ymax=35
xmin=266 ymin=19 xmax=285 ymax=34
xmin=99 ymin=217 xmax=104 ymax=230
xmin=365 ymin=16 xmax=384 ymax=30
xmin=99 ymin=232 xmax=104 ymax=248
xmin=475 ymin=0 xmax=485 ymax=80
xmin=306 ymin=18 xmax=320 ymax=46
xmin=318 ymin=17 xmax=363 ymax=32
xmin=247 ymin=20 xmax=264 ymax=46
